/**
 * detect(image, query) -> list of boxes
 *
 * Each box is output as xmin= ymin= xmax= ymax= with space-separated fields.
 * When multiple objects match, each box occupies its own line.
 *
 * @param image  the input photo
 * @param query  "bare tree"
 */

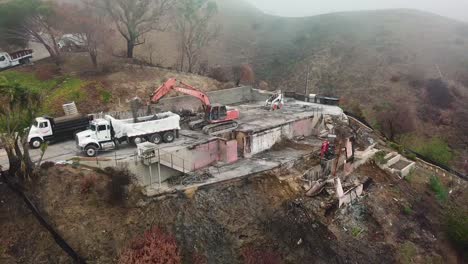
xmin=0 ymin=0 xmax=63 ymax=65
xmin=176 ymin=0 xmax=218 ymax=73
xmin=59 ymin=1 xmax=113 ymax=68
xmin=101 ymin=0 xmax=172 ymax=58
xmin=376 ymin=103 xmax=414 ymax=141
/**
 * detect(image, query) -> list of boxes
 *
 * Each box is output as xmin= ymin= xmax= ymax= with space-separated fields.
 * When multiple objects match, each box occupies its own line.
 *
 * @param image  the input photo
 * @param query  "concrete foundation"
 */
xmin=47 ymin=86 xmax=346 ymax=192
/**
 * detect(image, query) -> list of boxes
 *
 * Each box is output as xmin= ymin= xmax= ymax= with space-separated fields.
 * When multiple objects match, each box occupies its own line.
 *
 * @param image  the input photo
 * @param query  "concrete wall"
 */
xmin=193 ymin=140 xmax=221 ymax=169
xmin=244 ymin=117 xmax=316 ymax=157
xmin=220 ymin=140 xmax=238 ymax=163
xmin=79 ymin=158 xmax=181 ymax=187
xmin=249 ymin=127 xmax=283 ymax=157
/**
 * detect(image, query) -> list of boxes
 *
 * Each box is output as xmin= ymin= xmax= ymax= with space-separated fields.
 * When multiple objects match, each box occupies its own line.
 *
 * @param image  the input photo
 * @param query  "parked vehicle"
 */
xmin=265 ymin=90 xmax=284 ymax=110
xmin=28 ymin=115 xmax=92 ymax=149
xmin=75 ymin=112 xmax=181 ymax=157
xmin=0 ymin=49 xmax=33 ymax=70
xmin=58 ymin=34 xmax=87 ymax=52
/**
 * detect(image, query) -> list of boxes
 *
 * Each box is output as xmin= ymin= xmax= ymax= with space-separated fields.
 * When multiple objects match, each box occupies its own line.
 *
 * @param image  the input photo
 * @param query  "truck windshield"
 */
xmin=90 ymin=124 xmax=96 ymax=131
xmin=33 ymin=120 xmax=38 ymax=127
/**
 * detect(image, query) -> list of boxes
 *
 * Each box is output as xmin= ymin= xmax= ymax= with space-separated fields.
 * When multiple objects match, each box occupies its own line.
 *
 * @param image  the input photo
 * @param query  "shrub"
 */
xmin=375 ymin=103 xmax=414 ymax=141
xmin=80 ymin=175 xmax=97 ymax=194
xmin=445 ymin=208 xmax=468 ymax=258
xmin=374 ymin=151 xmax=387 ymax=165
xmin=104 ymin=167 xmax=132 ymax=205
xmin=402 ymin=205 xmax=413 ymax=215
xmin=425 ymin=79 xmax=454 ymax=109
xmin=208 ymin=66 xmax=230 ymax=82
xmin=416 ymin=138 xmax=453 ymax=167
xmin=40 ymin=161 xmax=55 ymax=170
xmin=119 ymin=227 xmax=181 ymax=264
xmin=429 ymin=175 xmax=448 ymax=202
xmin=351 ymin=227 xmax=363 ymax=237
xmin=405 ymin=152 xmax=417 ymax=161
xmin=399 ymin=241 xmax=417 ymax=264
xmin=241 ymin=248 xmax=281 ymax=264
xmin=404 ymin=169 xmax=415 ymax=183
xmin=100 ymin=90 xmax=112 ymax=104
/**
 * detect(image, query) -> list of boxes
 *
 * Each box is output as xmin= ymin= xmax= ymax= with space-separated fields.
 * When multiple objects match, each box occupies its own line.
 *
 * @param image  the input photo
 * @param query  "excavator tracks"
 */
xmin=202 ymin=121 xmax=238 ymax=136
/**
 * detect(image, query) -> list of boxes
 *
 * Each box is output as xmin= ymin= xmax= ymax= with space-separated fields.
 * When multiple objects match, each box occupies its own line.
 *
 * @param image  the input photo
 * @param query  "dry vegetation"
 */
xmin=1 ymin=160 xmax=466 ymax=263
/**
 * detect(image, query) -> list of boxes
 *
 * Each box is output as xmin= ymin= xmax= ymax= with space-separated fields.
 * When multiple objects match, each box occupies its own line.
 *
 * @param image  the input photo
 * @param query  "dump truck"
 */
xmin=0 ymin=49 xmax=33 ymax=70
xmin=28 ymin=115 xmax=93 ymax=149
xmin=75 ymin=112 xmax=181 ymax=157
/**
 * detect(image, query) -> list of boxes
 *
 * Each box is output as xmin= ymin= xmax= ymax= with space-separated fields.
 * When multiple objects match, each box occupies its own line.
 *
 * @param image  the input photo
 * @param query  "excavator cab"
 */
xmin=207 ymin=105 xmax=227 ymax=121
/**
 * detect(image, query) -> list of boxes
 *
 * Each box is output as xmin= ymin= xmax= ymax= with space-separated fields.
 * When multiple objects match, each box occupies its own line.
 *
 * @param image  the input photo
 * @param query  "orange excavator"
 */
xmin=150 ymin=78 xmax=240 ymax=135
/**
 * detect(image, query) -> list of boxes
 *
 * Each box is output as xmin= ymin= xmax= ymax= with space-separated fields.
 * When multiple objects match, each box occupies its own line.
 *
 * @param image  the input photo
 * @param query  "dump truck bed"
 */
xmin=106 ymin=112 xmax=180 ymax=139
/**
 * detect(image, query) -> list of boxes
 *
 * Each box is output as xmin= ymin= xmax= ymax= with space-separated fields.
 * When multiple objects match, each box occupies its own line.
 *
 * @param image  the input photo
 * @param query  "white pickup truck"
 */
xmin=0 ymin=50 xmax=33 ymax=70
xmin=75 ymin=112 xmax=181 ymax=157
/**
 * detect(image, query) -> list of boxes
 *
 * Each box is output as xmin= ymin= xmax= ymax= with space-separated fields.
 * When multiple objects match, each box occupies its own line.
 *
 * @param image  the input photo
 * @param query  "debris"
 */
xmin=297 ymin=238 xmax=303 ymax=245
xmin=305 ymin=180 xmax=326 ymax=197
xmin=167 ymin=171 xmax=214 ymax=186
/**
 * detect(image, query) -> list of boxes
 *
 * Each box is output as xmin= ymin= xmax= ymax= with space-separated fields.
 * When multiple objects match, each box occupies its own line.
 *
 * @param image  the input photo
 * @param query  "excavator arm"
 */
xmin=150 ymin=78 xmax=211 ymax=106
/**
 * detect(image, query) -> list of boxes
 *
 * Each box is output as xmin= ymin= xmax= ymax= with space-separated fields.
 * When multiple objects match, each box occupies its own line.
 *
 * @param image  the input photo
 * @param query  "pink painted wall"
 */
xmin=292 ymin=118 xmax=314 ymax=137
xmin=193 ymin=140 xmax=220 ymax=170
xmin=224 ymin=140 xmax=238 ymax=163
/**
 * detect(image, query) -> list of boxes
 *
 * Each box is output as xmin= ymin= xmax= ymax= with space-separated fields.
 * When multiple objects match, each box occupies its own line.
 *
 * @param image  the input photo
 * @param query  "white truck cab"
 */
xmin=0 ymin=52 xmax=14 ymax=69
xmin=75 ymin=119 xmax=115 ymax=157
xmin=0 ymin=50 xmax=33 ymax=70
xmin=76 ymin=112 xmax=181 ymax=157
xmin=28 ymin=117 xmax=53 ymax=148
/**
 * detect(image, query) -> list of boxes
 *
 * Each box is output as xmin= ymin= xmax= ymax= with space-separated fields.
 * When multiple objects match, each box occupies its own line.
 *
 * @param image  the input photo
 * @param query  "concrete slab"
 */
xmin=144 ymin=147 xmax=315 ymax=197
xmin=234 ymin=100 xmax=343 ymax=133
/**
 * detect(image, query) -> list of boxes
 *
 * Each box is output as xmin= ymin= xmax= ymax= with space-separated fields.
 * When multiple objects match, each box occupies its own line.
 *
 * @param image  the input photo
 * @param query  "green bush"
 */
xmin=100 ymin=90 xmax=112 ymax=104
xmin=445 ymin=208 xmax=468 ymax=258
xmin=416 ymin=138 xmax=453 ymax=167
xmin=374 ymin=151 xmax=387 ymax=164
xmin=429 ymin=175 xmax=448 ymax=202
xmin=404 ymin=169 xmax=415 ymax=183
xmin=405 ymin=152 xmax=417 ymax=161
xmin=399 ymin=241 xmax=417 ymax=264
xmin=402 ymin=205 xmax=413 ymax=215
xmin=389 ymin=142 xmax=403 ymax=153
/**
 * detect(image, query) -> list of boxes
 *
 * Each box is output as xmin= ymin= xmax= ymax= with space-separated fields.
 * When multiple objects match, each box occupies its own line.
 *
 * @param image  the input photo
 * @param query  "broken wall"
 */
xmin=244 ymin=117 xmax=317 ymax=157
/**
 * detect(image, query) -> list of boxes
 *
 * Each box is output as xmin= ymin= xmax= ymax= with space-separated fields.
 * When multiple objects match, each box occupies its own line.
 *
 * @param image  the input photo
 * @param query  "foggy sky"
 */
xmin=246 ymin=0 xmax=468 ymax=22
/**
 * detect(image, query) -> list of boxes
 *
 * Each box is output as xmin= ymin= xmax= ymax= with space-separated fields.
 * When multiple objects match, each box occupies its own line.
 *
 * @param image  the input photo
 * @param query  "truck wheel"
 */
xmin=149 ymin=133 xmax=162 ymax=144
xmin=29 ymin=138 xmax=42 ymax=149
xmin=85 ymin=145 xmax=98 ymax=157
xmin=163 ymin=131 xmax=175 ymax=143
xmin=131 ymin=136 xmax=145 ymax=145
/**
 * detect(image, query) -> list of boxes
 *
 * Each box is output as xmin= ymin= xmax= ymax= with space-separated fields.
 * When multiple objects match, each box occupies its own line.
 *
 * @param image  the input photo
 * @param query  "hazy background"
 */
xmin=246 ymin=0 xmax=468 ymax=22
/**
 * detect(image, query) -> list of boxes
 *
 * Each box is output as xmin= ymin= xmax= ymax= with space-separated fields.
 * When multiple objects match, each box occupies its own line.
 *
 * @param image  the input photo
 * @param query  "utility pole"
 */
xmin=305 ymin=64 xmax=310 ymax=98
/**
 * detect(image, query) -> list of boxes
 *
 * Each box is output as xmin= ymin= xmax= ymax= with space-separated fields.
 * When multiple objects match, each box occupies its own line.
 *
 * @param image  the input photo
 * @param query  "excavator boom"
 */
xmin=151 ymin=78 xmax=211 ymax=106
xmin=150 ymin=78 xmax=240 ymax=135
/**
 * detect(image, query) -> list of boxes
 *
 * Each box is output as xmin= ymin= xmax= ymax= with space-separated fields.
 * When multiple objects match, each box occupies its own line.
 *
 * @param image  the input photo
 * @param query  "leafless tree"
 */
xmin=59 ymin=1 xmax=113 ymax=68
xmin=101 ymin=0 xmax=172 ymax=58
xmin=376 ymin=103 xmax=414 ymax=141
xmin=176 ymin=0 xmax=218 ymax=73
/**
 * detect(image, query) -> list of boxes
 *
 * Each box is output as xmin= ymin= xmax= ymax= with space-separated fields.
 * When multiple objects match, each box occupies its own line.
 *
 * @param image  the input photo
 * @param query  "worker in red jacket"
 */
xmin=321 ymin=140 xmax=330 ymax=159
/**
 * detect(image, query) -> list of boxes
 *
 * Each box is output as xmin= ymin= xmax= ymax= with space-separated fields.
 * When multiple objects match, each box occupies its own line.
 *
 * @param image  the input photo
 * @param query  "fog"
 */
xmin=246 ymin=0 xmax=468 ymax=22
